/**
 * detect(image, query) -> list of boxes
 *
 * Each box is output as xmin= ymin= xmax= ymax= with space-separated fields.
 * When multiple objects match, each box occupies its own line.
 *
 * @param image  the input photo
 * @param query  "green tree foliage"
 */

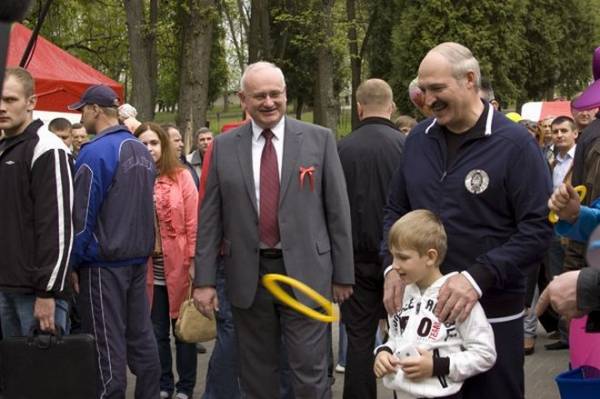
xmin=390 ymin=0 xmax=528 ymax=115
xmin=25 ymin=0 xmax=228 ymax=116
xmin=389 ymin=0 xmax=596 ymax=115
xmin=364 ymin=0 xmax=395 ymax=81
xmin=521 ymin=0 xmax=596 ymax=101
xmin=268 ymin=0 xmax=348 ymax=120
xmin=208 ymin=18 xmax=229 ymax=105
xmin=24 ymin=0 xmax=129 ymax=81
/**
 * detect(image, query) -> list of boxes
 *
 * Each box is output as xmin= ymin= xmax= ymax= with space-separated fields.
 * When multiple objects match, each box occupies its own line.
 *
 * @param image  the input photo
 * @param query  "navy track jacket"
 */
xmin=382 ymin=106 xmax=553 ymax=318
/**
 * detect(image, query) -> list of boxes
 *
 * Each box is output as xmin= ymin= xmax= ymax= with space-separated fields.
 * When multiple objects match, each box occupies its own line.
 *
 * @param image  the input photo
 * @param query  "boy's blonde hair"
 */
xmin=388 ymin=209 xmax=447 ymax=265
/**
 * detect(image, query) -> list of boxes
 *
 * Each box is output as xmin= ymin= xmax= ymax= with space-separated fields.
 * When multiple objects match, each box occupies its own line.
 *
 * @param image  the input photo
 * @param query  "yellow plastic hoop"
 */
xmin=261 ymin=273 xmax=338 ymax=323
xmin=549 ymin=185 xmax=587 ymax=224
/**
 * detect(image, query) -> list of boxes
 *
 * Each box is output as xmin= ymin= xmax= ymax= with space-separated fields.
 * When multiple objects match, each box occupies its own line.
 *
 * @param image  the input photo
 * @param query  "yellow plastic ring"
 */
xmin=261 ymin=273 xmax=338 ymax=323
xmin=549 ymin=185 xmax=587 ymax=224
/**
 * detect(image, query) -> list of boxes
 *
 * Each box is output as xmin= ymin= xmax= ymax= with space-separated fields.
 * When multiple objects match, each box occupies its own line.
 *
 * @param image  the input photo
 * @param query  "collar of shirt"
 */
xmin=251 ymin=117 xmax=285 ymax=143
xmin=556 ymin=144 xmax=576 ymax=164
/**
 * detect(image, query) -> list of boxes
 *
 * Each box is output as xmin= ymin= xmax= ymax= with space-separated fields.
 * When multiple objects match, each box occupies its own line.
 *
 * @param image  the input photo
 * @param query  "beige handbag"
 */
xmin=174 ymin=283 xmax=217 ymax=343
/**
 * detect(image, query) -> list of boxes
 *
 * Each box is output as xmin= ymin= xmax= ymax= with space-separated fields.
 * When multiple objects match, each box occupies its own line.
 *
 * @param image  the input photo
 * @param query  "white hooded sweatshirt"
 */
xmin=375 ymin=273 xmax=497 ymax=398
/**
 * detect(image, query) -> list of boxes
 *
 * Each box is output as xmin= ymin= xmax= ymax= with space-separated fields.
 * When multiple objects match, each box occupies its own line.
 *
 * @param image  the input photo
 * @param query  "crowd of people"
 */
xmin=1 ymin=40 xmax=600 ymax=399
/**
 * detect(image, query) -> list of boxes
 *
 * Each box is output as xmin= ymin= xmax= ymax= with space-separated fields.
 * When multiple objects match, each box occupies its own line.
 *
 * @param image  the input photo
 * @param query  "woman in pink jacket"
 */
xmin=135 ymin=123 xmax=198 ymax=399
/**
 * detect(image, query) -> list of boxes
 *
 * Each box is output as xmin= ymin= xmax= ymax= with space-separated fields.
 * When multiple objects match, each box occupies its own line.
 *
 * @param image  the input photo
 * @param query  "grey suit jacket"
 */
xmin=194 ymin=117 xmax=354 ymax=309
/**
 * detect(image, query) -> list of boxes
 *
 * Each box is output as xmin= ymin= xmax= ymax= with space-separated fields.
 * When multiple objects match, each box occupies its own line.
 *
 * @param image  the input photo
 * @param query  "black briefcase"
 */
xmin=0 ymin=329 xmax=98 ymax=399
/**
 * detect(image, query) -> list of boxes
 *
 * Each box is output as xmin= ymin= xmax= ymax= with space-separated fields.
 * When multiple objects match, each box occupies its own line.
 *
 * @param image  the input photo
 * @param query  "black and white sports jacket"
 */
xmin=0 ymin=119 xmax=74 ymax=298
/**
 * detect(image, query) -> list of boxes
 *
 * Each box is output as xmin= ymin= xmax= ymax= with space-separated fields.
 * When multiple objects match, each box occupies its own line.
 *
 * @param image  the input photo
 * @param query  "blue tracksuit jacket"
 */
xmin=71 ymin=125 xmax=156 ymax=268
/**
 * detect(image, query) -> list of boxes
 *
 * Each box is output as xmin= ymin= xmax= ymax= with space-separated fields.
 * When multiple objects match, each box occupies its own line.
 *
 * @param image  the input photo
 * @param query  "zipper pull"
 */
xmin=440 ymin=171 xmax=447 ymax=182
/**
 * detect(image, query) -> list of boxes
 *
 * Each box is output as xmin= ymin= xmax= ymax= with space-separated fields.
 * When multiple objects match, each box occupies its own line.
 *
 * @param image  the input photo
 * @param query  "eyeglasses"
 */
xmin=249 ymin=90 xmax=285 ymax=101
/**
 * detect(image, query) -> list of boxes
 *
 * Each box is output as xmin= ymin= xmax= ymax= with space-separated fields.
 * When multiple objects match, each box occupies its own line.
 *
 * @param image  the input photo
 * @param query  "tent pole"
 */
xmin=20 ymin=0 xmax=54 ymax=68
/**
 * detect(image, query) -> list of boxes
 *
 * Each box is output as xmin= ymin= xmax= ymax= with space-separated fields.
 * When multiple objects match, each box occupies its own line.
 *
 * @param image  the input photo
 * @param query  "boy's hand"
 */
xmin=399 ymin=347 xmax=433 ymax=380
xmin=374 ymin=351 xmax=401 ymax=378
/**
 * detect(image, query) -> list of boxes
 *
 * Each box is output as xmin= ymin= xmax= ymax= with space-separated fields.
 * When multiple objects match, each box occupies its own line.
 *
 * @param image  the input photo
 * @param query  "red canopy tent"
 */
xmin=6 ymin=23 xmax=123 ymax=113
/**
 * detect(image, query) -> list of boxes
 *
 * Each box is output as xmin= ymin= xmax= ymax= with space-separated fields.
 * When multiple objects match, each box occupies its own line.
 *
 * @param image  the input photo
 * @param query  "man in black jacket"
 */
xmin=338 ymin=78 xmax=405 ymax=399
xmin=0 ymin=67 xmax=73 ymax=335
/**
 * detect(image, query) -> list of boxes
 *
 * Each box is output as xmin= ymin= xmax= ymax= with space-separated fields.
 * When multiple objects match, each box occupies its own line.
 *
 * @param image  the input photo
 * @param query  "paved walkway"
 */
xmin=127 ymin=322 xmax=569 ymax=398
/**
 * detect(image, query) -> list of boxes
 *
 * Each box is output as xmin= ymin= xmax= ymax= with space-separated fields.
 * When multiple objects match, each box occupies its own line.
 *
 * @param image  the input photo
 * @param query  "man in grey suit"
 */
xmin=193 ymin=61 xmax=354 ymax=398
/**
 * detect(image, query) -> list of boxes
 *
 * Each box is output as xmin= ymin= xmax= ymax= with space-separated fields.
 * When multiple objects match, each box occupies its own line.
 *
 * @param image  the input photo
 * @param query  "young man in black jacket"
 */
xmin=338 ymin=78 xmax=405 ymax=399
xmin=0 ymin=67 xmax=73 ymax=336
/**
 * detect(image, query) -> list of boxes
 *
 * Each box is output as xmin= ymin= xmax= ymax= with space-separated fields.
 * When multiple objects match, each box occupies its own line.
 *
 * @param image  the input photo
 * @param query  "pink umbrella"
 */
xmin=572 ymin=47 xmax=600 ymax=111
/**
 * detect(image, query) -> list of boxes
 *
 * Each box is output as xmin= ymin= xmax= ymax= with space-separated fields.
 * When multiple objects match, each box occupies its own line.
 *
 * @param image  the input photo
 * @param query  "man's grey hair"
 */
xmin=431 ymin=42 xmax=481 ymax=89
xmin=239 ymin=61 xmax=286 ymax=92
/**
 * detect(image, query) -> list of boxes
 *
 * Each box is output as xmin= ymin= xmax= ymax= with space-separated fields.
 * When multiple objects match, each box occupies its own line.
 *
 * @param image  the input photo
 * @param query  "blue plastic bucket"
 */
xmin=556 ymin=366 xmax=600 ymax=398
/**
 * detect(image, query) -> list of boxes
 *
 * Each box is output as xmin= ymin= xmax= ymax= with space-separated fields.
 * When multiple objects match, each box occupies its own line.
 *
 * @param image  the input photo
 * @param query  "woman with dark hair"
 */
xmin=134 ymin=123 xmax=199 ymax=399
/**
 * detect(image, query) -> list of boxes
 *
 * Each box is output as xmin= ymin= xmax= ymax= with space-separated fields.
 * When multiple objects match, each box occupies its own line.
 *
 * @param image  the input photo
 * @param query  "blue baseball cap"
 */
xmin=68 ymin=84 xmax=120 ymax=111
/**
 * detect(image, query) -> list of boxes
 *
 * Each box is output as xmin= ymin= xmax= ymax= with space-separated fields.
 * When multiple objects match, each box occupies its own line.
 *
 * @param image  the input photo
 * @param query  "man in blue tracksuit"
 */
xmin=381 ymin=43 xmax=553 ymax=399
xmin=69 ymin=85 xmax=160 ymax=399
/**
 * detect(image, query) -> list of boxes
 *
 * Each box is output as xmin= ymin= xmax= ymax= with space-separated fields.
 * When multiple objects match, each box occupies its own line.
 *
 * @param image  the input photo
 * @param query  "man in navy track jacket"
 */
xmin=381 ymin=42 xmax=553 ymax=399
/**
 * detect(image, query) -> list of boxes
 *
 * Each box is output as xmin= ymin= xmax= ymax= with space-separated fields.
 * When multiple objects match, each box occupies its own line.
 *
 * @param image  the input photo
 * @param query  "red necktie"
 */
xmin=259 ymin=129 xmax=280 ymax=247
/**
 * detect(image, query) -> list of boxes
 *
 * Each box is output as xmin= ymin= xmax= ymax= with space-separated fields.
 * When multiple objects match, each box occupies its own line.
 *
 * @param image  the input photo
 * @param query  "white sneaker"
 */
xmin=335 ymin=364 xmax=345 ymax=373
xmin=160 ymin=392 xmax=171 ymax=399
xmin=175 ymin=393 xmax=189 ymax=399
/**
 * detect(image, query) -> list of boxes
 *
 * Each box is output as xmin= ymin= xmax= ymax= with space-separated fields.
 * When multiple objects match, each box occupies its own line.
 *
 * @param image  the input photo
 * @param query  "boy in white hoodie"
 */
xmin=374 ymin=210 xmax=496 ymax=398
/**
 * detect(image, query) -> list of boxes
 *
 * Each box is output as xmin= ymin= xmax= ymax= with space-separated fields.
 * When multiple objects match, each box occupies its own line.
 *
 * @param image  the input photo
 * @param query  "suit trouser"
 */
xmin=340 ymin=261 xmax=385 ymax=399
xmin=79 ymin=264 xmax=161 ymax=399
xmin=462 ymin=317 xmax=524 ymax=399
xmin=231 ymin=255 xmax=330 ymax=399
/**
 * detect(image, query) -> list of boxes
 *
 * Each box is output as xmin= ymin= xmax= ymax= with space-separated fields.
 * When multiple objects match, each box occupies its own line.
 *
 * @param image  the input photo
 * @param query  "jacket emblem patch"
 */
xmin=464 ymin=169 xmax=489 ymax=194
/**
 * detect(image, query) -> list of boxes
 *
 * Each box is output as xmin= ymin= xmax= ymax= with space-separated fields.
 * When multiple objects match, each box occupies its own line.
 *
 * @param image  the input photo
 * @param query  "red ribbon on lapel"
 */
xmin=299 ymin=166 xmax=315 ymax=192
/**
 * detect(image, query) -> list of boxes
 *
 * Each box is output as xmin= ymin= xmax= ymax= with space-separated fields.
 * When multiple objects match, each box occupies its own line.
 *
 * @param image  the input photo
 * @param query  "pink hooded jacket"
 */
xmin=146 ymin=167 xmax=198 ymax=318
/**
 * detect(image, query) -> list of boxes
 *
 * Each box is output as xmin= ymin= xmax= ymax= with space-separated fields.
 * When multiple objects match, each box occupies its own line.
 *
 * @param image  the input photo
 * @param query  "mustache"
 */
xmin=431 ymin=100 xmax=447 ymax=110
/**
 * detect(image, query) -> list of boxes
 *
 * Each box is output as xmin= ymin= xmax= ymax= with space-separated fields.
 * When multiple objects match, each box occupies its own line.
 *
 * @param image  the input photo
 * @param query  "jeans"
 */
xmin=524 ymin=286 xmax=538 ymax=338
xmin=151 ymin=285 xmax=197 ymax=397
xmin=0 ymin=292 xmax=68 ymax=337
xmin=337 ymin=323 xmax=347 ymax=367
xmin=202 ymin=261 xmax=242 ymax=399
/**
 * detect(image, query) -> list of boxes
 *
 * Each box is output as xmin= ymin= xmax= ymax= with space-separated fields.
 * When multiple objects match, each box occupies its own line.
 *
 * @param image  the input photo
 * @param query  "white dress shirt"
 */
xmin=552 ymin=145 xmax=576 ymax=190
xmin=251 ymin=117 xmax=285 ymax=214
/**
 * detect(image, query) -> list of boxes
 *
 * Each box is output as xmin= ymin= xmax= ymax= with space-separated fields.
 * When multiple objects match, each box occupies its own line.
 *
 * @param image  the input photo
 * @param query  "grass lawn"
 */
xmin=155 ymin=104 xmax=353 ymax=138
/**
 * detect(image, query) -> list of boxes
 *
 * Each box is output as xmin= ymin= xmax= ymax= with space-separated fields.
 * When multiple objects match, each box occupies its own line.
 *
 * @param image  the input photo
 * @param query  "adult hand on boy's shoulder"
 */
xmin=436 ymin=274 xmax=478 ymax=324
xmin=384 ymin=269 xmax=406 ymax=314
xmin=374 ymin=351 xmax=401 ymax=378
xmin=399 ymin=347 xmax=433 ymax=380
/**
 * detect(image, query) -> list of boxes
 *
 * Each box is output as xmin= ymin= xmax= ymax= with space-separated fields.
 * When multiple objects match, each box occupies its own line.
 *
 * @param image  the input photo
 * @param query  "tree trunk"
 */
xmin=248 ymin=0 xmax=271 ymax=63
xmin=223 ymin=91 xmax=229 ymax=112
xmin=295 ymin=97 xmax=304 ymax=120
xmin=123 ymin=0 xmax=154 ymax=121
xmin=222 ymin=0 xmax=246 ymax=74
xmin=177 ymin=0 xmax=216 ymax=150
xmin=148 ymin=0 xmax=158 ymax=114
xmin=313 ymin=0 xmax=338 ymax=135
xmin=346 ymin=0 xmax=360 ymax=130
